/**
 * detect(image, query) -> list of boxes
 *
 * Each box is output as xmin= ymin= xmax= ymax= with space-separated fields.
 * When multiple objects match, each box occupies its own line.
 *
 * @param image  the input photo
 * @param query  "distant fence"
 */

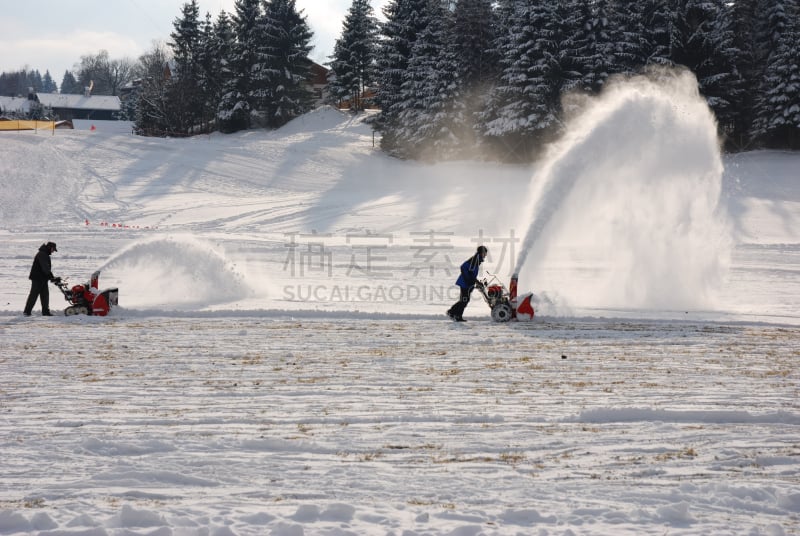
xmin=0 ymin=119 xmax=136 ymax=134
xmin=0 ymin=119 xmax=56 ymax=131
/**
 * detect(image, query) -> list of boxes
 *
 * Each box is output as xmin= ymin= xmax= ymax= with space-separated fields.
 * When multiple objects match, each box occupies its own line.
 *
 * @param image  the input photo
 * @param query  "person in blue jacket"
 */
xmin=447 ymin=245 xmax=488 ymax=321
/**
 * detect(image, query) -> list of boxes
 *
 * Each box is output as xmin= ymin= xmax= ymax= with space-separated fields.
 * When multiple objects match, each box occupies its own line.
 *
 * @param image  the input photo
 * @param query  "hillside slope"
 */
xmin=1 ymin=105 xmax=798 ymax=322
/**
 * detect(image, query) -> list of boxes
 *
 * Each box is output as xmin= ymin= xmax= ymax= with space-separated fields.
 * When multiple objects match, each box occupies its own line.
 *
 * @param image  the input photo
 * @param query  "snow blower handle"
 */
xmin=51 ymin=277 xmax=70 ymax=300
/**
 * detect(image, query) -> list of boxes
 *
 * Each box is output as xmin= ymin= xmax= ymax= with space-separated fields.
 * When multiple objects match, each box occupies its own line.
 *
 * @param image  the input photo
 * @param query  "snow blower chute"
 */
xmin=54 ymin=270 xmax=118 ymax=316
xmin=476 ymin=272 xmax=535 ymax=322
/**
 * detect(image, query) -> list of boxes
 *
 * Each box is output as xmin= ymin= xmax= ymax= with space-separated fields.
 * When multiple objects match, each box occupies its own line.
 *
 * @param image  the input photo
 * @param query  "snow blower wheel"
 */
xmin=475 ymin=272 xmax=535 ymax=323
xmin=491 ymin=303 xmax=513 ymax=322
xmin=65 ymin=305 xmax=89 ymax=316
xmin=476 ymin=273 xmax=516 ymax=323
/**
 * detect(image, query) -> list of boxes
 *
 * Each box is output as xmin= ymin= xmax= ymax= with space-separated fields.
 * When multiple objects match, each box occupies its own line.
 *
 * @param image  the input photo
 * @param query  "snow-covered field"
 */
xmin=1 ymin=76 xmax=798 ymax=535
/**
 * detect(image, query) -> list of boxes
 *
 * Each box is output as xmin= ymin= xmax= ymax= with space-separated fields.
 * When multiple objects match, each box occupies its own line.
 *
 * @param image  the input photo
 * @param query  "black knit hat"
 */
xmin=46 ymin=241 xmax=57 ymax=252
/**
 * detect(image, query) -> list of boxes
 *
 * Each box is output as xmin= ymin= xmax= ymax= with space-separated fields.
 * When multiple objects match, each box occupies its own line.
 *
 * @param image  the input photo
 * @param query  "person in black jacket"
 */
xmin=446 ymin=245 xmax=488 ymax=321
xmin=23 ymin=242 xmax=59 ymax=316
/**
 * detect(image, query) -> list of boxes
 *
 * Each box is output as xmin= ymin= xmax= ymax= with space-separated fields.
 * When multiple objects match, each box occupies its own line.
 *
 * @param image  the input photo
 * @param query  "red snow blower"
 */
xmin=54 ymin=270 xmax=119 ymax=316
xmin=476 ymin=272 xmax=535 ymax=322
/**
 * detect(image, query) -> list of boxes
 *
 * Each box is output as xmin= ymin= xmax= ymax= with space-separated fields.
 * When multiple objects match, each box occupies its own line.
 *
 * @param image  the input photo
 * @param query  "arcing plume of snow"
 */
xmin=95 ymin=235 xmax=255 ymax=309
xmin=515 ymin=69 xmax=731 ymax=312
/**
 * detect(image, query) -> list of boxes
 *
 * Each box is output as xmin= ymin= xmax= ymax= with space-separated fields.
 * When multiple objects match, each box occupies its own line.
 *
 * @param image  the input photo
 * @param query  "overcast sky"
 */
xmin=0 ymin=0 xmax=390 ymax=86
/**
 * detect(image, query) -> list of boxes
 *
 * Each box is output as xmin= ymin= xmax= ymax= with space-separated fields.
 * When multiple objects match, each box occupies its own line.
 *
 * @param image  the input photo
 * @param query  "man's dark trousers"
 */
xmin=24 ymin=279 xmax=50 ymax=315
xmin=450 ymin=286 xmax=471 ymax=318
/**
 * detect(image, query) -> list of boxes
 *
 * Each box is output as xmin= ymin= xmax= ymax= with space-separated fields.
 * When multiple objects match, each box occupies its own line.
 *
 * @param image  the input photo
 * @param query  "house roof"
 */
xmin=37 ymin=93 xmax=121 ymax=111
xmin=0 ymin=96 xmax=30 ymax=114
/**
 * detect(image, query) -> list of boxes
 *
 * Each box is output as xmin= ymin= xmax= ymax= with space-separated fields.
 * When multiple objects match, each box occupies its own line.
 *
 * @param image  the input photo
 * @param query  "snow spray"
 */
xmin=514 ymin=69 xmax=730 ymax=311
xmin=96 ymin=235 xmax=253 ymax=309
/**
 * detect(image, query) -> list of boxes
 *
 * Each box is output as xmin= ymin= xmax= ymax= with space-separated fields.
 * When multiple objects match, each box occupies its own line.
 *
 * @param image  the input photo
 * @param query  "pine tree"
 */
xmin=751 ymin=0 xmax=800 ymax=148
xmin=171 ymin=0 xmax=201 ymax=75
xmin=479 ymin=0 xmax=514 ymax=111
xmin=609 ymin=1 xmax=642 ymax=74
xmin=42 ymin=70 xmax=58 ymax=93
xmin=328 ymin=0 xmax=379 ymax=111
xmin=566 ymin=0 xmax=617 ymax=94
xmin=196 ymin=12 xmax=216 ymax=132
xmin=213 ymin=11 xmax=235 ymax=128
xmin=0 ymin=72 xmax=12 ymax=96
xmin=257 ymin=0 xmax=314 ymax=128
xmin=548 ymin=1 xmax=583 ymax=96
xmin=449 ymin=0 xmax=496 ymax=149
xmin=617 ymin=0 xmax=673 ymax=70
xmin=451 ymin=0 xmax=496 ymax=91
xmin=30 ymin=70 xmax=44 ymax=93
xmin=60 ymin=71 xmax=79 ymax=94
xmin=196 ymin=11 xmax=233 ymax=132
xmin=671 ymin=0 xmax=744 ymax=139
xmin=218 ymin=0 xmax=261 ymax=132
xmin=480 ymin=0 xmax=570 ymax=160
xmin=373 ymin=0 xmax=431 ymax=148
xmin=393 ymin=0 xmax=463 ymax=159
xmin=479 ymin=0 xmax=535 ymax=159
xmin=168 ymin=0 xmax=203 ymax=134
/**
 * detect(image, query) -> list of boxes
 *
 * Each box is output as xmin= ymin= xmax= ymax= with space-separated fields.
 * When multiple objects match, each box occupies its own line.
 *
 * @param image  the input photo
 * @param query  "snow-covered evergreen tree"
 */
xmin=60 ymin=71 xmax=78 ymax=95
xmin=41 ymin=71 xmax=58 ymax=93
xmin=449 ymin=0 xmax=496 ymax=149
xmin=171 ymin=1 xmax=201 ymax=75
xmin=374 ymin=0 xmax=430 ymax=149
xmin=480 ymin=0 xmax=570 ymax=160
xmin=566 ymin=0 xmax=616 ymax=94
xmin=190 ymin=10 xmax=235 ymax=133
xmin=168 ymin=0 xmax=203 ymax=134
xmin=728 ymin=0 xmax=760 ymax=147
xmin=196 ymin=13 xmax=217 ymax=132
xmin=609 ymin=2 xmax=642 ymax=74
xmin=328 ymin=0 xmax=379 ymax=110
xmin=218 ymin=0 xmax=261 ymax=133
xmin=451 ymin=0 xmax=496 ymax=91
xmin=30 ymin=70 xmax=43 ymax=93
xmin=211 ymin=12 xmax=235 ymax=129
xmin=751 ymin=0 xmax=800 ymax=148
xmin=392 ymin=0 xmax=463 ymax=159
xmin=615 ymin=0 xmax=673 ymax=70
xmin=256 ymin=0 xmax=314 ymax=128
xmin=671 ymin=0 xmax=744 ymax=139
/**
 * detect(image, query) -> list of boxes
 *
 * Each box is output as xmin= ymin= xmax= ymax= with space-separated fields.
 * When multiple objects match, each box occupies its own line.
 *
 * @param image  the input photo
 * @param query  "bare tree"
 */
xmin=133 ymin=41 xmax=174 ymax=135
xmin=107 ymin=57 xmax=137 ymax=96
xmin=76 ymin=50 xmax=136 ymax=96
